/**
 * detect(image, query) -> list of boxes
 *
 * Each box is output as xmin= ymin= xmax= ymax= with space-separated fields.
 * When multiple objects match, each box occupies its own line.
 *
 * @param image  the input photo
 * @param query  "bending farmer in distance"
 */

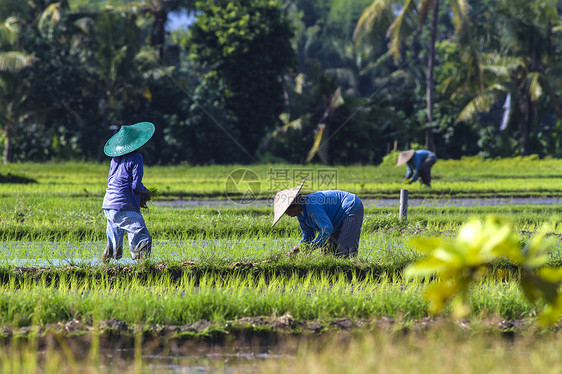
xmin=272 ymin=180 xmax=364 ymax=259
xmin=396 ymin=149 xmax=437 ymax=187
xmin=101 ymin=122 xmax=155 ymax=263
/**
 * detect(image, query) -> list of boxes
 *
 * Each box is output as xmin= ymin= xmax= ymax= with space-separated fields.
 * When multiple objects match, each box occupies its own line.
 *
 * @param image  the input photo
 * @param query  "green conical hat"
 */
xmin=104 ymin=122 xmax=155 ymax=157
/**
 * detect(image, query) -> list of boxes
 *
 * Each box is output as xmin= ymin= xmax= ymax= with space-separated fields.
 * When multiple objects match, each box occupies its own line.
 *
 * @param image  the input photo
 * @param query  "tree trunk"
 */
xmin=521 ymin=34 xmax=540 ymax=155
xmin=425 ymin=0 xmax=439 ymax=153
xmin=547 ymin=20 xmax=552 ymax=57
xmin=151 ymin=1 xmax=170 ymax=60
xmin=3 ymin=122 xmax=13 ymax=164
xmin=521 ymin=92 xmax=531 ymax=156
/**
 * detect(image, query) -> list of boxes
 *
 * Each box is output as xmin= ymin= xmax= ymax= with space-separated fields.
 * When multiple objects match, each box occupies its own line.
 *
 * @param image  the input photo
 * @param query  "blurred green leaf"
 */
xmin=520 ymin=272 xmax=559 ymax=304
xmin=424 ymin=280 xmax=460 ymax=315
xmin=539 ymin=293 xmax=562 ymax=326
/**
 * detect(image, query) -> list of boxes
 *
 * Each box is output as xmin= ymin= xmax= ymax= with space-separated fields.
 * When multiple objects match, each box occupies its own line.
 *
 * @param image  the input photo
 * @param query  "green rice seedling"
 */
xmin=470 ymin=280 xmax=530 ymax=321
xmin=0 ymin=270 xmax=550 ymax=328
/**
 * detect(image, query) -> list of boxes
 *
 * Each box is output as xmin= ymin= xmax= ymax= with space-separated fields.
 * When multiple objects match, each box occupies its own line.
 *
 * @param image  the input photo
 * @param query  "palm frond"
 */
xmin=72 ymin=17 xmax=93 ymax=35
xmin=353 ymin=0 xmax=392 ymax=40
xmin=456 ymin=85 xmax=505 ymax=123
xmin=481 ymin=53 xmax=523 ymax=71
xmin=38 ymin=2 xmax=62 ymax=31
xmin=528 ymin=72 xmax=543 ymax=102
xmin=135 ymin=47 xmax=174 ymax=79
xmin=0 ymin=17 xmax=19 ymax=46
xmin=102 ymin=2 xmax=148 ymax=15
xmin=482 ymin=65 xmax=510 ymax=78
xmin=141 ymin=66 xmax=174 ymax=80
xmin=0 ymin=51 xmax=35 ymax=72
xmin=271 ymin=118 xmax=303 ymax=139
xmin=134 ymin=47 xmax=159 ymax=65
xmin=387 ymin=0 xmax=415 ymax=58
xmin=448 ymin=0 xmax=470 ymax=32
xmin=306 ymin=124 xmax=326 ymax=164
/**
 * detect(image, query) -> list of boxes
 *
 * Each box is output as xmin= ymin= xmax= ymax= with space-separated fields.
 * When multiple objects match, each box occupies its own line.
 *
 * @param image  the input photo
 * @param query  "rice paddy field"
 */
xmin=1 ymin=156 xmax=562 ymax=373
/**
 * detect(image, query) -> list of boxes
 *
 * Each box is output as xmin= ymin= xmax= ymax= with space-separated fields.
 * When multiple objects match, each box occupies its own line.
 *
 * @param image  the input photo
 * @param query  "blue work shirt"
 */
xmin=405 ymin=150 xmax=436 ymax=182
xmin=102 ymin=151 xmax=148 ymax=212
xmin=297 ymin=190 xmax=362 ymax=248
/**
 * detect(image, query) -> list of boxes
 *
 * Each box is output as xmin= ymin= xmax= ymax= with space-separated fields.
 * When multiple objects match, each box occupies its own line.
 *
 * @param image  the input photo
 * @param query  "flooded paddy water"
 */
xmin=155 ymin=196 xmax=562 ymax=208
xmin=3 ymin=193 xmax=562 ymax=271
xmin=0 ymin=236 xmax=415 ymax=266
xmin=75 ymin=341 xmax=292 ymax=374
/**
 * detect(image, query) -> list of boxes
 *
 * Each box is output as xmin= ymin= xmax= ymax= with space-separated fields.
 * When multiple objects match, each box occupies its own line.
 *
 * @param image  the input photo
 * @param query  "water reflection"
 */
xmin=100 ymin=345 xmax=292 ymax=373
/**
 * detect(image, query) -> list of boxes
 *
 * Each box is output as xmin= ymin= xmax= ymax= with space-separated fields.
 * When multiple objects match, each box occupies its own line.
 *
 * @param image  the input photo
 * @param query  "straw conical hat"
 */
xmin=396 ymin=150 xmax=415 ymax=166
xmin=104 ymin=122 xmax=155 ymax=157
xmin=271 ymin=179 xmax=306 ymax=227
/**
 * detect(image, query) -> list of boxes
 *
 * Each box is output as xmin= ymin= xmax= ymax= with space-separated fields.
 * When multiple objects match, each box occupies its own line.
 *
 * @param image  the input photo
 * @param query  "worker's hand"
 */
xmin=404 ymin=178 xmax=412 ymax=184
xmin=140 ymin=189 xmax=152 ymax=208
xmin=144 ymin=189 xmax=153 ymax=200
xmin=286 ymin=246 xmax=300 ymax=257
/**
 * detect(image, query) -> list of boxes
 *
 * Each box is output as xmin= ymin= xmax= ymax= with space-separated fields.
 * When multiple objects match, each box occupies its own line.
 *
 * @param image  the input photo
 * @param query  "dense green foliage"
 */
xmin=0 ymin=0 xmax=561 ymax=165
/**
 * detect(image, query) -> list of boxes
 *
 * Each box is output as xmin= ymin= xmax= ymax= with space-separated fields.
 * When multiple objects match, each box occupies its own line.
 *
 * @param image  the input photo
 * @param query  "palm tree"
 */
xmin=90 ymin=0 xmax=195 ymax=60
xmin=456 ymin=0 xmax=561 ymax=155
xmin=66 ymin=7 xmax=172 ymax=125
xmin=0 ymin=17 xmax=36 ymax=164
xmin=354 ymin=0 xmax=481 ymax=152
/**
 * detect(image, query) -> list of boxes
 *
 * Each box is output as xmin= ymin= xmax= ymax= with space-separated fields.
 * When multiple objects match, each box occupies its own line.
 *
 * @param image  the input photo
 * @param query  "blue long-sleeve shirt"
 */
xmin=297 ymin=190 xmax=362 ymax=248
xmin=102 ymin=151 xmax=148 ymax=212
xmin=405 ymin=150 xmax=435 ymax=182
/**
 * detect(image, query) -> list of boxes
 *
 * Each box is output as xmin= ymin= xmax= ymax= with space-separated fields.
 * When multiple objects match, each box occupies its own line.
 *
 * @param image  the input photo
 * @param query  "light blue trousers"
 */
xmin=103 ymin=209 xmax=152 ymax=260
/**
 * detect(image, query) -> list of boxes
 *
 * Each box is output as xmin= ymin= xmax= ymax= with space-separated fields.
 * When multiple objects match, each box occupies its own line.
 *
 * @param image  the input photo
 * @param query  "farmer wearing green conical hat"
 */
xmin=396 ymin=150 xmax=437 ymax=187
xmin=101 ymin=122 xmax=155 ymax=263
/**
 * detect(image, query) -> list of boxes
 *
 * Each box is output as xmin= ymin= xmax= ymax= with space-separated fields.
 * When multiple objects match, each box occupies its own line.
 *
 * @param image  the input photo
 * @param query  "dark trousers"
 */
xmin=322 ymin=203 xmax=364 ymax=258
xmin=418 ymin=155 xmax=437 ymax=187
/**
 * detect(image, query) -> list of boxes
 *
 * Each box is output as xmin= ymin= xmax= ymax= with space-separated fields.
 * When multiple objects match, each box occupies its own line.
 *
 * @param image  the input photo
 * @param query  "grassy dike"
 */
xmin=2 ymin=155 xmax=562 ymax=199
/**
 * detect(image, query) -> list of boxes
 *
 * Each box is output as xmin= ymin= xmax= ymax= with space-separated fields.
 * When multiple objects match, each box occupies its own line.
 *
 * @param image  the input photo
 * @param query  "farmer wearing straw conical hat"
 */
xmin=272 ymin=180 xmax=364 ymax=259
xmin=396 ymin=149 xmax=437 ymax=187
xmin=101 ymin=122 xmax=155 ymax=263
